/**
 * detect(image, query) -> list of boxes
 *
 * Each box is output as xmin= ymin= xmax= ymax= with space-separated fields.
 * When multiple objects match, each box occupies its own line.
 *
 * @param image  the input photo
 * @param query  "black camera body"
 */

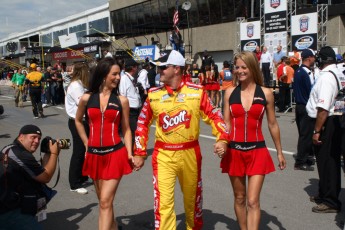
xmin=40 ymin=136 xmax=71 ymax=153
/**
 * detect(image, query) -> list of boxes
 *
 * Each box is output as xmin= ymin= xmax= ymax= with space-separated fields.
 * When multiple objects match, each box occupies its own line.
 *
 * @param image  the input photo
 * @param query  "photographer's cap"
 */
xmin=19 ymin=124 xmax=42 ymax=136
xmin=152 ymin=50 xmax=185 ymax=67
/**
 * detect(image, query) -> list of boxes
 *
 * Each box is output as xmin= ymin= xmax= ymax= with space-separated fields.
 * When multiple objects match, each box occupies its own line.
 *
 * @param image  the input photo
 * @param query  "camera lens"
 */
xmin=58 ymin=139 xmax=71 ymax=149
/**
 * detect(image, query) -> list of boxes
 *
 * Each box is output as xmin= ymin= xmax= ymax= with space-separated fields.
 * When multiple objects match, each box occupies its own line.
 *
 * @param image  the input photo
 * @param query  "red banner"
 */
xmin=52 ymin=49 xmax=84 ymax=60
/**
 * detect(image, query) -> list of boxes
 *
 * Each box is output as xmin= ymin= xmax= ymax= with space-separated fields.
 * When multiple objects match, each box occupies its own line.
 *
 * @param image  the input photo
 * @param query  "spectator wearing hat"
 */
xmin=133 ymin=50 xmax=229 ymax=230
xmin=119 ymin=58 xmax=142 ymax=146
xmin=0 ymin=124 xmax=60 ymax=229
xmin=25 ymin=64 xmax=45 ymax=118
xmin=293 ymin=49 xmax=316 ymax=171
xmin=306 ymin=46 xmax=343 ymax=213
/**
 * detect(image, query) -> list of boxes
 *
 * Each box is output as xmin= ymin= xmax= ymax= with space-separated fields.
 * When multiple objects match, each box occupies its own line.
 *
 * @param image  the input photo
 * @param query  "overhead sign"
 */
xmin=264 ymin=11 xmax=287 ymax=33
xmin=132 ymin=45 xmax=160 ymax=61
xmin=58 ymin=33 xmax=78 ymax=48
xmin=264 ymin=0 xmax=287 ymax=14
xmin=52 ymin=49 xmax=84 ymax=60
xmin=240 ymin=21 xmax=261 ymax=52
xmin=291 ymin=13 xmax=318 ymax=50
xmin=84 ymin=45 xmax=98 ymax=53
xmin=264 ymin=0 xmax=287 ymax=56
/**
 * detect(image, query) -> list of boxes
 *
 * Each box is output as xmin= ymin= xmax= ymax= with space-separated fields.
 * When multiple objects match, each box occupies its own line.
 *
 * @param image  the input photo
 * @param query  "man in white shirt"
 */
xmin=119 ymin=58 xmax=141 ymax=145
xmin=137 ymin=62 xmax=150 ymax=102
xmin=103 ymin=49 xmax=113 ymax=58
xmin=260 ymin=46 xmax=272 ymax=86
xmin=306 ymin=46 xmax=343 ymax=214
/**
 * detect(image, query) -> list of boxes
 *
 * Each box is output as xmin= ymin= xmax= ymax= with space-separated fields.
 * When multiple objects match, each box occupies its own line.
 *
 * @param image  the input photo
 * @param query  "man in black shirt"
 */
xmin=201 ymin=50 xmax=214 ymax=72
xmin=0 ymin=125 xmax=60 ymax=229
xmin=147 ymin=62 xmax=157 ymax=89
xmin=191 ymin=63 xmax=201 ymax=84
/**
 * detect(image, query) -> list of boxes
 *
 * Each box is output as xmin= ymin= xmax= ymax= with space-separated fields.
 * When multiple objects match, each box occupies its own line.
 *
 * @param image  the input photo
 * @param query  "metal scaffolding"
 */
xmin=317 ymin=4 xmax=328 ymax=49
xmin=236 ymin=17 xmax=246 ymax=52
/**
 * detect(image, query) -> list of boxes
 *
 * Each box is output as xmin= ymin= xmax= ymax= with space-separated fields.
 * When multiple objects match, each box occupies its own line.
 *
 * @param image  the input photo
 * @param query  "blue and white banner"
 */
xmin=132 ymin=45 xmax=160 ymax=61
xmin=240 ymin=21 xmax=261 ymax=52
xmin=291 ymin=13 xmax=318 ymax=50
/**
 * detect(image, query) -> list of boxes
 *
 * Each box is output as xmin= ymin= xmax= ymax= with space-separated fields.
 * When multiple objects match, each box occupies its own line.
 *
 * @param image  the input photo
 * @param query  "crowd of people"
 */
xmin=1 ymin=45 xmax=345 ymax=230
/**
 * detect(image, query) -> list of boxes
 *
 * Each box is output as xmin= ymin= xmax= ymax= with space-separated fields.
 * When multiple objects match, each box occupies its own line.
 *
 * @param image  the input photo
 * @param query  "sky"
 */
xmin=0 ymin=0 xmax=108 ymax=40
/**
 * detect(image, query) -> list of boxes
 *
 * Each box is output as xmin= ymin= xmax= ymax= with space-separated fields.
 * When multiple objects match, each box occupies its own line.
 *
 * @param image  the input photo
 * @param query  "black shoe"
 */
xmin=306 ymin=158 xmax=315 ymax=166
xmin=294 ymin=164 xmax=314 ymax=171
xmin=39 ymin=113 xmax=46 ymax=118
xmin=310 ymin=195 xmax=322 ymax=204
xmin=312 ymin=203 xmax=340 ymax=213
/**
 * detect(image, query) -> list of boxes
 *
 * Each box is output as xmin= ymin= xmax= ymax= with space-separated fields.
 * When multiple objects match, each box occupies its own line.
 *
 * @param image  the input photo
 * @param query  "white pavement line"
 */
xmin=1 ymin=96 xmax=14 ymax=99
xmin=55 ymin=106 xmax=64 ymax=110
xmin=151 ymin=125 xmax=295 ymax=155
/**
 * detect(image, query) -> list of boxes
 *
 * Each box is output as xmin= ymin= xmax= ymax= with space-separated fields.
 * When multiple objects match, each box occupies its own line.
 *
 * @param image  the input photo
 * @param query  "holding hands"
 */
xmin=132 ymin=156 xmax=145 ymax=171
xmin=213 ymin=141 xmax=228 ymax=158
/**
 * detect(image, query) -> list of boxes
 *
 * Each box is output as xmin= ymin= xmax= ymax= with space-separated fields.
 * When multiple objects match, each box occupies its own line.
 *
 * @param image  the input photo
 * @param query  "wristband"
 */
xmin=313 ymin=130 xmax=321 ymax=134
xmin=133 ymin=155 xmax=148 ymax=160
xmin=217 ymin=140 xmax=229 ymax=145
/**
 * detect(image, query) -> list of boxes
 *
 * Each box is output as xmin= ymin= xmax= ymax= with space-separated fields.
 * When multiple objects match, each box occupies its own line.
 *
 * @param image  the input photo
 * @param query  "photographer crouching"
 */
xmin=0 ymin=124 xmax=61 ymax=230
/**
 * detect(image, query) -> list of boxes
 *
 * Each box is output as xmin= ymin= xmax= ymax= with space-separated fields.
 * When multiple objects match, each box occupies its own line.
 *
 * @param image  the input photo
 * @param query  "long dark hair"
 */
xmin=88 ymin=57 xmax=122 ymax=94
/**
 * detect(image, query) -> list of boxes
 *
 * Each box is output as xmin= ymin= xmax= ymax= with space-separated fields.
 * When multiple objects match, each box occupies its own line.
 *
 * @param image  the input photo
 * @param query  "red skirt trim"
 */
xmin=220 ymin=147 xmax=275 ymax=176
xmin=82 ymin=146 xmax=133 ymax=180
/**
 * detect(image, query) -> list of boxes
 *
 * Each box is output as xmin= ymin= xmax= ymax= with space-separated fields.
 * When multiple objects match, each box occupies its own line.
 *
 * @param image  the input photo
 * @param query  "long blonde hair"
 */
xmin=233 ymin=51 xmax=263 ymax=86
xmin=71 ymin=62 xmax=89 ymax=89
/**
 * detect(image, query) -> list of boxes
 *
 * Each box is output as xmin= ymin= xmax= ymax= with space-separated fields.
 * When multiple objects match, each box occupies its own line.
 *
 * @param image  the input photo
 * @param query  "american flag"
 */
xmin=173 ymin=0 xmax=179 ymax=28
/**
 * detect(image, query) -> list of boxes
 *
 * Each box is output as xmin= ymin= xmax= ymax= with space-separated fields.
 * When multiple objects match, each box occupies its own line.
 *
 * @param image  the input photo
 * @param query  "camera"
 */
xmin=40 ymin=136 xmax=71 ymax=154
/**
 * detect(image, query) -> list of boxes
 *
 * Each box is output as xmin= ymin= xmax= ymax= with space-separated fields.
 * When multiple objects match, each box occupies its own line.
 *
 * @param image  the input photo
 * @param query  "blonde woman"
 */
xmin=220 ymin=51 xmax=286 ymax=230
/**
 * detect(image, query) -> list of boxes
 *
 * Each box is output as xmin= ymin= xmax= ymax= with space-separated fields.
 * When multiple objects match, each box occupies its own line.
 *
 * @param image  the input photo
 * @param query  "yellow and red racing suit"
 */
xmin=134 ymin=81 xmax=229 ymax=230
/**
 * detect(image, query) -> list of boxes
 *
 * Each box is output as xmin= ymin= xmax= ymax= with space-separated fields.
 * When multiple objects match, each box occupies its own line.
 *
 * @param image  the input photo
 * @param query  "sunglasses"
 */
xmin=158 ymin=65 xmax=175 ymax=70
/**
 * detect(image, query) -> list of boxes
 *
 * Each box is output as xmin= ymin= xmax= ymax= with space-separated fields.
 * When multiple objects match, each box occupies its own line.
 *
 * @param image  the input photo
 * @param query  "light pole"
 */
xmin=182 ymin=1 xmax=192 ymax=58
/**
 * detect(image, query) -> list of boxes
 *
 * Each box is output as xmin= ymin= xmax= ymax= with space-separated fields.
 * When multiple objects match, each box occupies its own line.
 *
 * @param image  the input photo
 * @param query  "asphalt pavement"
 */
xmin=0 ymin=85 xmax=344 ymax=230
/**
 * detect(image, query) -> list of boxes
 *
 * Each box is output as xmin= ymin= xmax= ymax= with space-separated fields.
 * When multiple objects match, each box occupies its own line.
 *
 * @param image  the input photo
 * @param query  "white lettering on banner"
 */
xmin=162 ymin=110 xmax=187 ymax=130
xmin=54 ymin=52 xmax=68 ymax=59
xmin=71 ymin=50 xmax=83 ymax=57
xmin=134 ymin=47 xmax=154 ymax=56
xmin=52 ymin=49 xmax=84 ymax=60
xmin=84 ymin=45 xmax=97 ymax=53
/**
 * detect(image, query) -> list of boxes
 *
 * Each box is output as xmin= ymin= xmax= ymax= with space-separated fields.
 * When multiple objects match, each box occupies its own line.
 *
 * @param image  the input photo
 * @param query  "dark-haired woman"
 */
xmin=75 ymin=57 xmax=133 ymax=230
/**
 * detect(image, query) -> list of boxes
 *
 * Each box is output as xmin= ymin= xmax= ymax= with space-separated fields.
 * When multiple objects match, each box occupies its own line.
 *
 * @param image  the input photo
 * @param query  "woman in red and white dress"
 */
xmin=219 ymin=51 xmax=286 ymax=230
xmin=75 ymin=57 xmax=134 ymax=230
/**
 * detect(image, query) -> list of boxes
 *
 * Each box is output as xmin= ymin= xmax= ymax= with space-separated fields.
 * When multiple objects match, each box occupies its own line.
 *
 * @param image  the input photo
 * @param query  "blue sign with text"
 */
xmin=132 ymin=45 xmax=159 ymax=61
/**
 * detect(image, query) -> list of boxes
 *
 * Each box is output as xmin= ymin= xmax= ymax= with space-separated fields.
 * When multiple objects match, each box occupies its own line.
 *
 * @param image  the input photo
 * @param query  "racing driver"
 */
xmin=133 ymin=50 xmax=229 ymax=230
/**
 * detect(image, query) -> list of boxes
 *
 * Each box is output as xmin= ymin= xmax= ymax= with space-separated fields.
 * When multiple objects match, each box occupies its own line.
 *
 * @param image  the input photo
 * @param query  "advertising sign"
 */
xmin=291 ymin=13 xmax=318 ymax=50
xmin=264 ymin=11 xmax=287 ymax=33
xmin=58 ymin=33 xmax=78 ymax=48
xmin=240 ymin=21 xmax=261 ymax=52
xmin=83 ymin=45 xmax=98 ymax=54
xmin=132 ymin=45 xmax=159 ymax=61
xmin=264 ymin=0 xmax=287 ymax=55
xmin=53 ymin=49 xmax=84 ymax=60
xmin=264 ymin=0 xmax=287 ymax=14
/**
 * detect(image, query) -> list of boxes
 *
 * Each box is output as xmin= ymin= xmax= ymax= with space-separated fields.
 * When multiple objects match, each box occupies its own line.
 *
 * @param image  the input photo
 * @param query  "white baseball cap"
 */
xmin=152 ymin=50 xmax=185 ymax=67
